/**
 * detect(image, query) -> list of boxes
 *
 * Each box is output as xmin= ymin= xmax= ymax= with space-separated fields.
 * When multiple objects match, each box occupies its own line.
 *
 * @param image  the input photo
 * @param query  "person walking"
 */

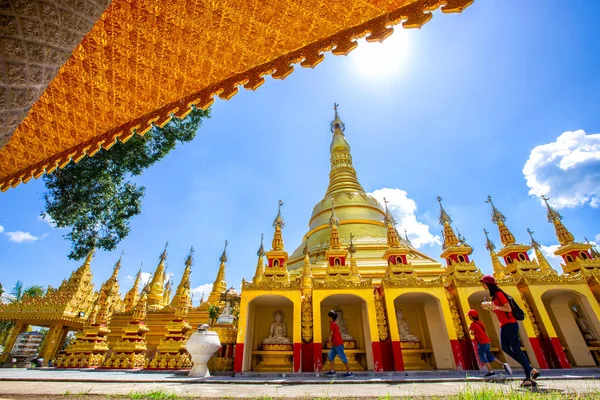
xmin=480 ymin=275 xmax=540 ymax=387
xmin=324 ymin=310 xmax=354 ymax=378
xmin=467 ymin=309 xmax=512 ymax=377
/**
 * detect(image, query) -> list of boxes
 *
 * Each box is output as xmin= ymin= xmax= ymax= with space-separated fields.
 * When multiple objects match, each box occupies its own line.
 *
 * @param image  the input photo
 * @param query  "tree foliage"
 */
xmin=43 ymin=108 xmax=210 ymax=260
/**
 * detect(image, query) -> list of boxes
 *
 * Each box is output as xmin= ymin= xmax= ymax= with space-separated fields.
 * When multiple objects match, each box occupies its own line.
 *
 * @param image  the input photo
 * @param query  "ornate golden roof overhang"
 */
xmin=0 ymin=0 xmax=474 ymax=191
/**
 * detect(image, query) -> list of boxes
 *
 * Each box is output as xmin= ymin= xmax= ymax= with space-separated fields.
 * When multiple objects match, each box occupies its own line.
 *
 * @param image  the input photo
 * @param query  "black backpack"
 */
xmin=497 ymin=291 xmax=525 ymax=321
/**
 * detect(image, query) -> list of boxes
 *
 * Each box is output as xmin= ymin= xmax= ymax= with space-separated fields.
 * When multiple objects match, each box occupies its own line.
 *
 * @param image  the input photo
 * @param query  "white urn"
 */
xmin=186 ymin=324 xmax=221 ymax=378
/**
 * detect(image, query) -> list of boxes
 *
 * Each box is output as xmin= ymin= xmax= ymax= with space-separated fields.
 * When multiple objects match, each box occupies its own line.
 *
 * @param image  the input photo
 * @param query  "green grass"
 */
xmin=127 ymin=389 xmax=179 ymax=399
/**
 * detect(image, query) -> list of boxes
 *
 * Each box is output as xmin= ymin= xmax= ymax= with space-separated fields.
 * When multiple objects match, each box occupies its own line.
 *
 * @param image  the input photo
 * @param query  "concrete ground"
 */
xmin=0 ymin=369 xmax=598 ymax=398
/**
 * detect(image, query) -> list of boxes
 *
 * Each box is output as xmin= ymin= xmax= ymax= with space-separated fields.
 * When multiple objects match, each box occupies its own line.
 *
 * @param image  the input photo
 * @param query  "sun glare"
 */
xmin=349 ymin=30 xmax=409 ymax=78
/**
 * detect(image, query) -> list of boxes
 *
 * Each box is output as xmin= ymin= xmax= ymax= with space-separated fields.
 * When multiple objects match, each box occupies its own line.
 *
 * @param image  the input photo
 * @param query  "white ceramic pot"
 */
xmin=186 ymin=324 xmax=221 ymax=378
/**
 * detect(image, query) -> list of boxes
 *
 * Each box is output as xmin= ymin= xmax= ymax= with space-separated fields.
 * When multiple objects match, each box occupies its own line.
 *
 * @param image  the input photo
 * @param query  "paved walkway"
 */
xmin=0 ymin=369 xmax=598 ymax=398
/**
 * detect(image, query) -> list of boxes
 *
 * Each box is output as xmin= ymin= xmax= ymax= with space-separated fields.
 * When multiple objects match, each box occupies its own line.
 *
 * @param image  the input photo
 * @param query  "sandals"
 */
xmin=531 ymin=369 xmax=541 ymax=380
xmin=520 ymin=378 xmax=537 ymax=388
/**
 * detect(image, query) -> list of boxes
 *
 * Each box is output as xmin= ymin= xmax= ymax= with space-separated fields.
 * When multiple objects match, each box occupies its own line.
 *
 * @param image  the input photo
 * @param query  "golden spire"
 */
xmin=147 ymin=242 xmax=168 ymax=309
xmin=528 ymin=228 xmax=553 ymax=273
xmin=164 ymin=279 xmax=173 ymax=304
xmin=348 ymin=232 xmax=361 ymax=280
xmin=329 ymin=197 xmax=342 ymax=250
xmin=486 ymin=196 xmax=516 ymax=246
xmin=208 ymin=240 xmax=228 ymax=303
xmin=109 ymin=251 xmax=123 ymax=283
xmin=585 ymin=237 xmax=600 ymax=259
xmin=132 ymin=292 xmax=148 ymax=322
xmin=301 ymin=239 xmax=313 ymax=294
xmin=437 ymin=196 xmax=459 ymax=248
xmin=252 ymin=235 xmax=266 ymax=285
xmin=171 ymin=247 xmax=193 ymax=308
xmin=542 ymin=195 xmax=575 ymax=246
xmin=383 ymin=197 xmax=401 ymax=248
xmin=325 ymin=103 xmax=365 ymax=197
xmin=123 ymin=265 xmax=142 ymax=311
xmin=272 ymin=200 xmax=285 ymax=251
xmin=484 ymin=229 xmax=505 ymax=279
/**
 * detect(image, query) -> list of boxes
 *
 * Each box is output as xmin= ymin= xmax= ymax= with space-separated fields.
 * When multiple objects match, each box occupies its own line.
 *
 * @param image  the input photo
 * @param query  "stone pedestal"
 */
xmin=401 ymin=341 xmax=433 ymax=370
xmin=186 ymin=325 xmax=221 ymax=378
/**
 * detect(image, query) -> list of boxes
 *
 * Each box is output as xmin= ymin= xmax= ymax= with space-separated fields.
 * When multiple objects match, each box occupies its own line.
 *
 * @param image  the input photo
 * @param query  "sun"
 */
xmin=349 ymin=30 xmax=409 ymax=78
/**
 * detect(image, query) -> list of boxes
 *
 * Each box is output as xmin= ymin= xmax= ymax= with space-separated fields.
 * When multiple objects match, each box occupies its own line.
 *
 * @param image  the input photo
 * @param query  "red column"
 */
xmin=550 ymin=337 xmax=571 ymax=369
xmin=450 ymin=340 xmax=466 ymax=370
xmin=528 ymin=336 xmax=550 ymax=369
xmin=302 ymin=343 xmax=314 ymax=372
xmin=371 ymin=341 xmax=384 ymax=372
xmin=293 ymin=343 xmax=302 ymax=372
xmin=391 ymin=341 xmax=404 ymax=371
xmin=313 ymin=342 xmax=323 ymax=372
xmin=234 ymin=343 xmax=244 ymax=373
xmin=471 ymin=340 xmax=485 ymax=370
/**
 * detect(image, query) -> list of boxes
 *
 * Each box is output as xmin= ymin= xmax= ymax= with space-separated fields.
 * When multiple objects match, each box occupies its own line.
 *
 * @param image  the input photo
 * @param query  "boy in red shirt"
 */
xmin=325 ymin=310 xmax=354 ymax=378
xmin=468 ymin=309 xmax=512 ymax=378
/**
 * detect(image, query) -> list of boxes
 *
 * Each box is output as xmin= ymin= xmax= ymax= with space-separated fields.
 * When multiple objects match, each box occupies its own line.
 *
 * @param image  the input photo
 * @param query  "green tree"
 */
xmin=43 ymin=108 xmax=210 ymax=260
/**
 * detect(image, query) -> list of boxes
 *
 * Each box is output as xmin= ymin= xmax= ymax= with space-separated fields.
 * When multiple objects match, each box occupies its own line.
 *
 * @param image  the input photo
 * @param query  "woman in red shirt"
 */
xmin=480 ymin=275 xmax=540 ymax=387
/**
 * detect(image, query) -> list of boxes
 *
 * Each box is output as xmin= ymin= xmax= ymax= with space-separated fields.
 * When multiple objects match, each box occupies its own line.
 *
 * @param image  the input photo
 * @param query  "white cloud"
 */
xmin=140 ymin=272 xmax=151 ymax=286
xmin=595 ymin=233 xmax=600 ymax=243
xmin=0 ymin=225 xmax=4 ymax=233
xmin=5 ymin=231 xmax=48 ymax=243
xmin=369 ymin=188 xmax=441 ymax=248
xmin=38 ymin=214 xmax=57 ymax=228
xmin=523 ymin=130 xmax=600 ymax=209
xmin=191 ymin=283 xmax=212 ymax=304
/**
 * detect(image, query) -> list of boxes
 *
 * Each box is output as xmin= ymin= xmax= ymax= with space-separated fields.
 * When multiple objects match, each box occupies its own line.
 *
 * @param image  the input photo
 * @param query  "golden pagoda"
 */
xmin=2 ymin=104 xmax=600 ymax=372
xmin=103 ymin=292 xmax=149 ymax=369
xmin=54 ymin=253 xmax=123 ymax=368
xmin=148 ymin=248 xmax=194 ymax=369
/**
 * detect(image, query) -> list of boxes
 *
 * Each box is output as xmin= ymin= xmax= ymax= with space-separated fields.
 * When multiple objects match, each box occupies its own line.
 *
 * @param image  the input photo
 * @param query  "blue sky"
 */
xmin=1 ymin=0 xmax=599 ymax=301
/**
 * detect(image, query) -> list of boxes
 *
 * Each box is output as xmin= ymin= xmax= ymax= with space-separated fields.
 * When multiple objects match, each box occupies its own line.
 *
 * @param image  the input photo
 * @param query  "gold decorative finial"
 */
xmin=220 ymin=240 xmax=228 ymax=263
xmin=330 ymin=102 xmax=345 ymax=133
xmin=457 ymin=230 xmax=466 ymax=244
xmin=348 ymin=232 xmax=356 ymax=254
xmin=437 ymin=196 xmax=452 ymax=226
xmin=485 ymin=195 xmax=506 ymax=225
xmin=541 ymin=195 xmax=575 ymax=245
xmin=257 ymin=234 xmax=265 ymax=257
xmin=273 ymin=200 xmax=285 ymax=228
xmin=541 ymin=195 xmax=562 ymax=222
xmin=527 ymin=228 xmax=540 ymax=249
xmin=383 ymin=197 xmax=397 ymax=226
xmin=160 ymin=242 xmax=168 ymax=260
xmin=329 ymin=197 xmax=340 ymax=227
xmin=484 ymin=229 xmax=496 ymax=251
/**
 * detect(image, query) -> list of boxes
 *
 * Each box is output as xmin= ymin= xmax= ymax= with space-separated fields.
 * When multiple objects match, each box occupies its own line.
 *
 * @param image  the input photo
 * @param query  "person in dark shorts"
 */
xmin=324 ymin=310 xmax=354 ymax=378
xmin=481 ymin=275 xmax=540 ymax=387
xmin=468 ymin=309 xmax=512 ymax=377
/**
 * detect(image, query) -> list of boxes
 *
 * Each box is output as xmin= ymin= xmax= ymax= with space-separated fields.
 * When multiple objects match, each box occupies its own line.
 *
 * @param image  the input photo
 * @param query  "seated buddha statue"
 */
xmin=263 ymin=310 xmax=291 ymax=344
xmin=396 ymin=309 xmax=419 ymax=342
xmin=335 ymin=309 xmax=354 ymax=342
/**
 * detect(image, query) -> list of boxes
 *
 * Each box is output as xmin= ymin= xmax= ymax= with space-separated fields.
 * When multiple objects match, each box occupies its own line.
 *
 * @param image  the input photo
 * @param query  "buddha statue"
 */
xmin=335 ymin=309 xmax=354 ymax=342
xmin=263 ymin=310 xmax=291 ymax=345
xmin=396 ymin=309 xmax=419 ymax=342
xmin=572 ymin=304 xmax=598 ymax=343
xmin=216 ymin=301 xmax=234 ymax=325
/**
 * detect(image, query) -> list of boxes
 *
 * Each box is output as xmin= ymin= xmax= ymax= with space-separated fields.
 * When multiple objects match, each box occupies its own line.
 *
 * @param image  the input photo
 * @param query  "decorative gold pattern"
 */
xmin=0 ymin=0 xmax=474 ymax=191
xmin=242 ymin=278 xmax=301 ymax=291
xmin=314 ymin=275 xmax=373 ymax=290
xmin=382 ymin=274 xmax=443 ymax=288
xmin=301 ymin=294 xmax=313 ymax=343
xmin=374 ymin=287 xmax=389 ymax=341
xmin=519 ymin=292 xmax=540 ymax=337
xmin=445 ymin=289 xmax=465 ymax=340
